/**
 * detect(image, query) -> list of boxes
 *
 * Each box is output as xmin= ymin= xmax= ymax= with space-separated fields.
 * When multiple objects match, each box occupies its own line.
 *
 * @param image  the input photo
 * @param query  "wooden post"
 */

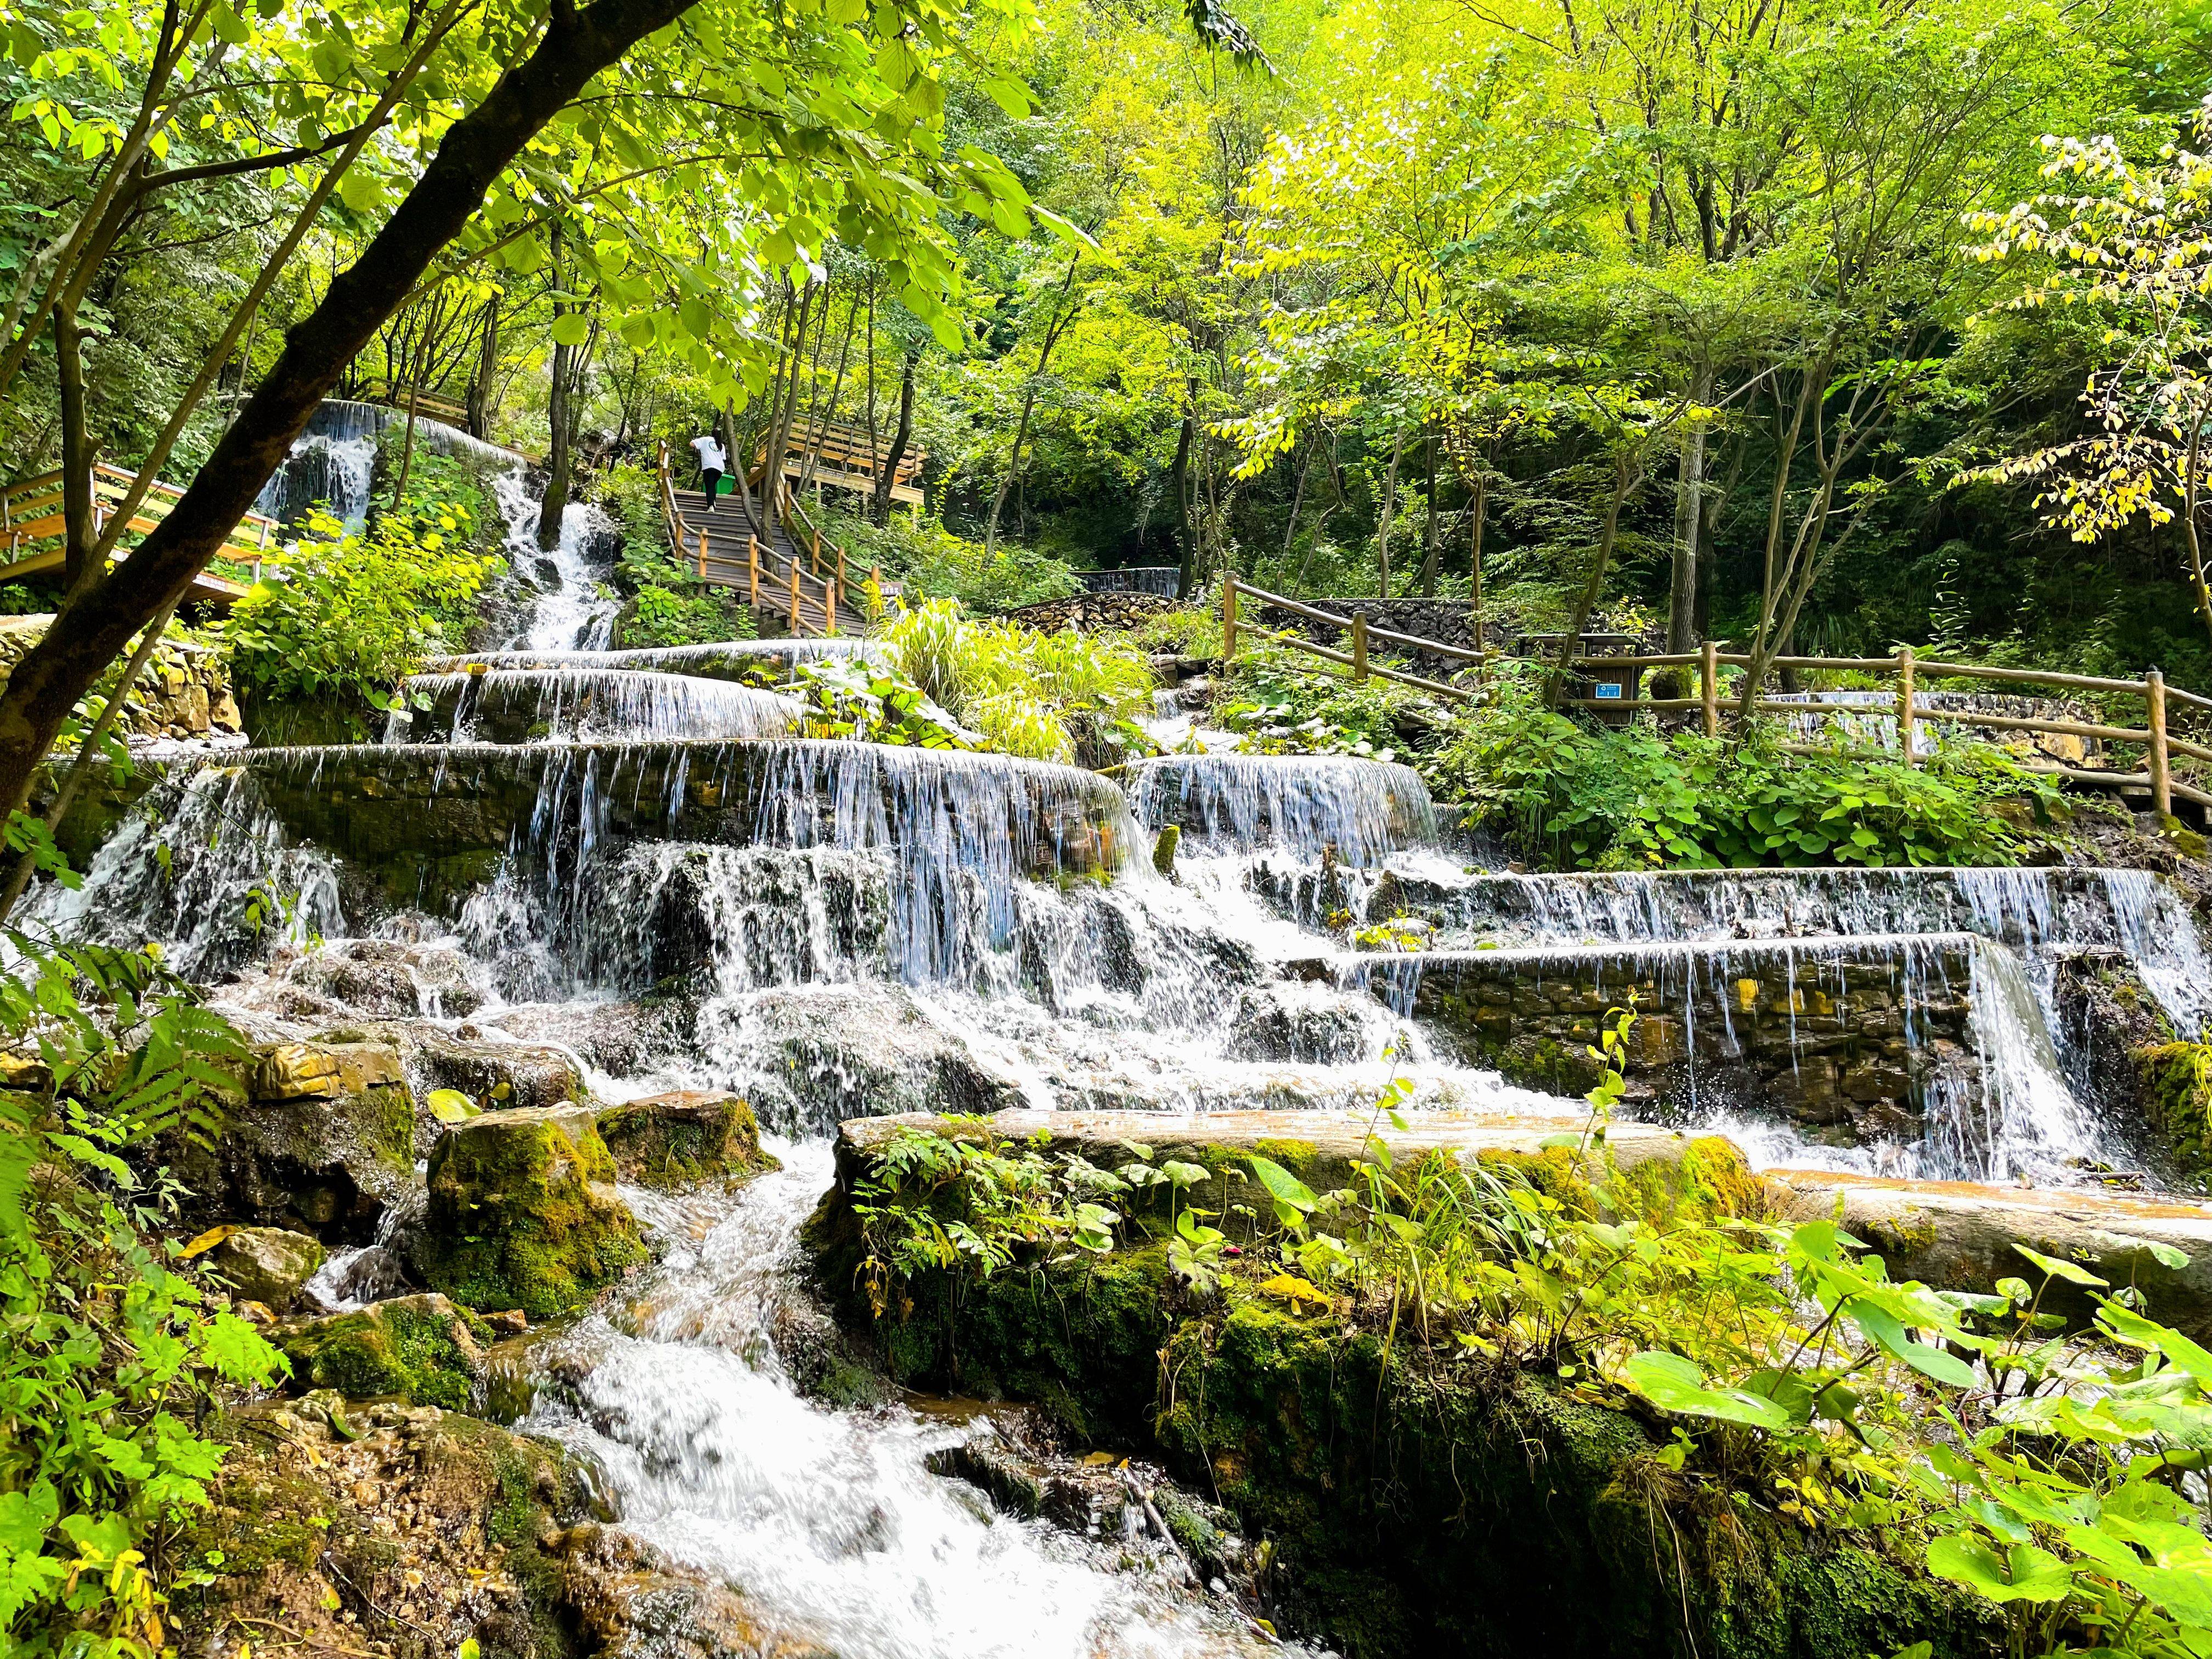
xmin=748 ymin=536 xmax=760 ymax=606
xmin=1352 ymin=612 xmax=1368 ymax=682
xmin=2149 ymin=668 xmax=2172 ymax=819
xmin=1222 ymin=574 xmax=1239 ymax=662
xmin=696 ymin=525 xmax=709 ymax=581
xmin=837 ymin=544 xmax=847 ymax=594
xmin=1701 ymin=640 xmax=1719 ymax=738
xmin=811 ymin=527 xmax=822 ymax=577
xmin=1897 ymin=646 xmax=1916 ymax=767
xmin=789 ymin=557 xmax=802 ymax=633
xmin=826 ymin=579 xmax=839 ymax=636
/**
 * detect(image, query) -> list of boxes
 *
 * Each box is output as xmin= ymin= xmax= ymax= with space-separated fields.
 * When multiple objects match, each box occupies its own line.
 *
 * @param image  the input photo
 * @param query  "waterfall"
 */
xmin=493 ymin=471 xmax=620 ymax=652
xmin=1124 ymin=753 xmax=1437 ymax=864
xmin=255 ymin=400 xmax=524 ymax=531
xmin=421 ymin=638 xmax=884 ymax=679
xmin=386 ymin=669 xmax=802 ymax=743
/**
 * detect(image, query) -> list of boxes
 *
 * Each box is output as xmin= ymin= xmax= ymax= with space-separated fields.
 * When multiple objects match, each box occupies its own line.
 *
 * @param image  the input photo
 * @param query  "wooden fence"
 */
xmin=1219 ymin=574 xmax=2212 ymax=815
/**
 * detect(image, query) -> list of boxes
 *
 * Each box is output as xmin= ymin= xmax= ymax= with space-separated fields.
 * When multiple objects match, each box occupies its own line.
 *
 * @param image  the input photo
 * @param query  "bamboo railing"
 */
xmin=1220 ymin=574 xmax=2211 ymax=815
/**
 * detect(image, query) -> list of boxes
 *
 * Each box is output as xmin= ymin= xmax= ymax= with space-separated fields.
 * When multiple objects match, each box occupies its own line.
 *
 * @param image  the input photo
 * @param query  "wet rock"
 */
xmin=273 ymin=938 xmax=486 ymax=1018
xmin=413 ymin=1104 xmax=648 ymax=1317
xmin=1224 ymin=984 xmax=1389 ymax=1064
xmin=1769 ymin=1170 xmax=2212 ymax=1338
xmin=723 ymin=985 xmax=1025 ymax=1135
xmin=162 ymin=1039 xmax=416 ymax=1243
xmin=595 ymin=1091 xmax=777 ymax=1189
xmin=315 ymin=1018 xmax=584 ymax=1151
xmin=275 ymin=1293 xmax=491 ymax=1408
xmin=552 ymin=1523 xmax=837 ymax=1659
xmin=486 ymin=997 xmax=699 ymax=1077
xmin=173 ymin=1393 xmax=603 ymax=1659
xmin=308 ymin=1243 xmax=413 ymax=1311
xmin=207 ymin=1226 xmax=327 ymax=1312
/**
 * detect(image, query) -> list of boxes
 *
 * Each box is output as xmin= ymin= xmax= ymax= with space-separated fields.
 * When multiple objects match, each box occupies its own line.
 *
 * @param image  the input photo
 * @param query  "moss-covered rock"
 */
xmin=206 ymin=1224 xmax=326 ymax=1311
xmin=414 ymin=1104 xmax=648 ymax=1316
xmin=594 ymin=1090 xmax=777 ymax=1189
xmin=2140 ymin=1039 xmax=2212 ymax=1173
xmin=277 ymin=1293 xmax=493 ymax=1409
xmin=161 ymin=1039 xmax=417 ymax=1242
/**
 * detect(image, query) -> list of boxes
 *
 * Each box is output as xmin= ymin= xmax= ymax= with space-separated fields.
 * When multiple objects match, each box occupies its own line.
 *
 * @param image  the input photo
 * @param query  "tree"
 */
xmin=1966 ymin=95 xmax=2212 ymax=651
xmin=0 ymin=0 xmax=1033 ymax=819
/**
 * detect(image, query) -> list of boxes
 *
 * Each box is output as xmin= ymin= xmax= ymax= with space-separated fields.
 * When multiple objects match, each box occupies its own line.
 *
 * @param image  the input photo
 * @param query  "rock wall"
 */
xmin=0 ymin=614 xmax=240 ymax=740
xmin=1362 ymin=937 xmax=1980 ymax=1146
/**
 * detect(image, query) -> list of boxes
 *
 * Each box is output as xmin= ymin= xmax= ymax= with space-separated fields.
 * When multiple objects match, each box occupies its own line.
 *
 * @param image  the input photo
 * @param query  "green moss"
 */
xmin=2138 ymin=1040 xmax=2212 ymax=1173
xmin=280 ymin=1295 xmax=493 ymax=1409
xmin=594 ymin=1093 xmax=776 ymax=1189
xmin=416 ymin=1106 xmax=648 ymax=1317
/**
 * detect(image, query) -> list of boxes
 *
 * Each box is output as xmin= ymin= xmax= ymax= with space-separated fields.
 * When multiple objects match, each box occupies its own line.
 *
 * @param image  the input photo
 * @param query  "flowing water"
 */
xmin=30 ymin=456 xmax=2212 ymax=1655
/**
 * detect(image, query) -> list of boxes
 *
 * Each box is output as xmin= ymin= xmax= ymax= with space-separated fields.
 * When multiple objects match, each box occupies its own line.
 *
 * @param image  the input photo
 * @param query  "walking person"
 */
xmin=690 ymin=427 xmax=727 ymax=512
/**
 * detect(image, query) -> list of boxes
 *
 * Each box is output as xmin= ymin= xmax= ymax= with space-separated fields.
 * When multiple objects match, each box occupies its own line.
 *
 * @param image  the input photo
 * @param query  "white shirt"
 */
xmin=691 ymin=435 xmax=727 ymax=472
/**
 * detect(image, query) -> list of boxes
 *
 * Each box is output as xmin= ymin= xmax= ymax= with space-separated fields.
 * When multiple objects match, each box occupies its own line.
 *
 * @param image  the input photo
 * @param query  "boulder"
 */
xmin=593 ymin=1091 xmax=776 ymax=1189
xmin=207 ymin=1226 xmax=327 ymax=1312
xmin=275 ymin=1293 xmax=491 ymax=1408
xmin=165 ymin=1039 xmax=417 ymax=1242
xmin=413 ymin=1105 xmax=647 ymax=1317
xmin=313 ymin=1019 xmax=585 ymax=1154
xmin=274 ymin=939 xmax=486 ymax=1019
xmin=1768 ymin=1169 xmax=2212 ymax=1338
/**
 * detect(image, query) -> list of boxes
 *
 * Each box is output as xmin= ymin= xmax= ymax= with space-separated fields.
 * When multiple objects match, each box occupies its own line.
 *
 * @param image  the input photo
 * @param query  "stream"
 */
xmin=44 ymin=424 xmax=2212 ymax=1656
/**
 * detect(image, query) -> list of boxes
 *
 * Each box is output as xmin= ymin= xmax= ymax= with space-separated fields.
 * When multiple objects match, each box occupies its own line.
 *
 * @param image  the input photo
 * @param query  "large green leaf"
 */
xmin=1622 ymin=1352 xmax=1793 ymax=1431
xmin=1848 ymin=1299 xmax=1978 ymax=1390
xmin=1926 ymin=1534 xmax=2073 ymax=1604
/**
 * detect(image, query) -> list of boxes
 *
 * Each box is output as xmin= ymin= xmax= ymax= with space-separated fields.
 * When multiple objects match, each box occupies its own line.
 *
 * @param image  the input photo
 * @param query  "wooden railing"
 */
xmin=755 ymin=419 xmax=923 ymax=506
xmin=1220 ymin=574 xmax=2212 ymax=815
xmin=358 ymin=380 xmax=472 ymax=428
xmin=657 ymin=441 xmax=892 ymax=637
xmin=0 ymin=462 xmax=270 ymax=605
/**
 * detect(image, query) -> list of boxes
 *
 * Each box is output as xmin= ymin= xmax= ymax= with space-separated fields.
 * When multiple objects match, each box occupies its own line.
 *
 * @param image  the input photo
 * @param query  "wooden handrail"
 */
xmin=1220 ymin=572 xmax=2210 ymax=818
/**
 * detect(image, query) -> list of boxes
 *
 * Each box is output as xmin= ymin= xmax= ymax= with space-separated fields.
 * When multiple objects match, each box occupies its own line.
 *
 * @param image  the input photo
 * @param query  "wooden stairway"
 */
xmin=657 ymin=443 xmax=894 ymax=636
xmin=0 ymin=462 xmax=264 ymax=608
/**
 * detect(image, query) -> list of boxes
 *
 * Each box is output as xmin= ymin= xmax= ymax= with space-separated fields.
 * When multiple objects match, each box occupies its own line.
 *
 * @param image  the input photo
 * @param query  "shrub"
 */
xmin=808 ymin=504 xmax=1084 ymax=614
xmin=0 ymin=931 xmax=286 ymax=1656
xmin=870 ymin=598 xmax=1153 ymax=764
xmin=1424 ymin=688 xmax=2063 ymax=869
xmin=225 ymin=499 xmax=501 ymax=706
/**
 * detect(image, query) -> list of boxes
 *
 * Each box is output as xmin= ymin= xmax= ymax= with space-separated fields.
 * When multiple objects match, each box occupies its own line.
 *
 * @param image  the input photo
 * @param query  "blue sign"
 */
xmin=1593 ymin=683 xmax=1624 ymax=699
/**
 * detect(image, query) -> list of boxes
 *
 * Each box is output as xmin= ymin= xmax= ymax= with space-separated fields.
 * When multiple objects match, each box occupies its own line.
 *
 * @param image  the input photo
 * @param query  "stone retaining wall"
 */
xmin=0 ymin=614 xmax=239 ymax=740
xmin=1357 ymin=935 xmax=1982 ymax=1147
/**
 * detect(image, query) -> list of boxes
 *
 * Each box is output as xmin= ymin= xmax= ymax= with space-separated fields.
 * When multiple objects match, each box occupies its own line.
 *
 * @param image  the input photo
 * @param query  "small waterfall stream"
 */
xmin=29 ymin=445 xmax=2212 ymax=1654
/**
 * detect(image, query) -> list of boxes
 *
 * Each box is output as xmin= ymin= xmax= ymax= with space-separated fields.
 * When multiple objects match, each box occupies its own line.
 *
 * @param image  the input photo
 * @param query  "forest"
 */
xmin=12 ymin=1 xmax=2212 ymax=1658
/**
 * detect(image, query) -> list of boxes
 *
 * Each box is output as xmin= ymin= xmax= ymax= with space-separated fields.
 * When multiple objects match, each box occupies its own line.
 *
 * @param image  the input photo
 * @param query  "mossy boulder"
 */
xmin=162 ymin=1039 xmax=417 ymax=1242
xmin=594 ymin=1090 xmax=777 ymax=1189
xmin=206 ymin=1225 xmax=326 ymax=1312
xmin=413 ymin=1104 xmax=648 ymax=1317
xmin=2139 ymin=1039 xmax=2212 ymax=1173
xmin=276 ymin=1293 xmax=492 ymax=1409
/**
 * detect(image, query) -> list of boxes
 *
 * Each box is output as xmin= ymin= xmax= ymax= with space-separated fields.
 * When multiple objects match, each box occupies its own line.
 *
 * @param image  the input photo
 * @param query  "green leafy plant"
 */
xmin=225 ymin=503 xmax=503 ymax=707
xmin=0 ymin=933 xmax=286 ymax=1657
xmin=1424 ymin=689 xmax=2063 ymax=869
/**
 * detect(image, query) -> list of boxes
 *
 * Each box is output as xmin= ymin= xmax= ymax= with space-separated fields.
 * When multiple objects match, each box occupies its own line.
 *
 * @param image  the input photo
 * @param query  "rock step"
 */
xmin=1771 ymin=1168 xmax=2212 ymax=1336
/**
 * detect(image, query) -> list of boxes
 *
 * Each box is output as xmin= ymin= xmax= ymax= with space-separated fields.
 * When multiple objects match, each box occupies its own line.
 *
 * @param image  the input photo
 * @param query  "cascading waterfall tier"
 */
xmin=254 ymin=400 xmax=522 ymax=530
xmin=1125 ymin=753 xmax=1436 ymax=864
xmin=1257 ymin=859 xmax=2212 ymax=1038
xmin=236 ymin=738 xmax=1139 ymax=983
xmin=1350 ymin=932 xmax=2091 ymax=1182
xmin=421 ymin=637 xmax=885 ymax=682
xmin=386 ymin=669 xmax=801 ymax=743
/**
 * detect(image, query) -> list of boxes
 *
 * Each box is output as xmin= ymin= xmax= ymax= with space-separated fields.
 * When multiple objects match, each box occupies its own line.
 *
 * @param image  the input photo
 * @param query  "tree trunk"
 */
xmin=1418 ymin=426 xmax=1440 ymax=596
xmin=467 ymin=298 xmax=498 ymax=438
xmin=984 ymin=261 xmax=1081 ymax=559
xmin=1374 ymin=425 xmax=1406 ymax=597
xmin=872 ymin=349 xmax=916 ymax=526
xmin=1169 ymin=385 xmax=1198 ymax=600
xmin=1546 ymin=455 xmax=1640 ymax=709
xmin=0 ymin=0 xmax=710 ymax=825
xmin=57 ymin=303 xmax=96 ymax=599
xmin=1666 ymin=372 xmax=1711 ymax=653
xmin=1469 ymin=470 xmax=1487 ymax=654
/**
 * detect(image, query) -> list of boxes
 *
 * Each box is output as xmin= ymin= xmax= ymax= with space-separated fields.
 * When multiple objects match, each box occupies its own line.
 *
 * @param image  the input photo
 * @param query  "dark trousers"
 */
xmin=699 ymin=467 xmax=722 ymax=507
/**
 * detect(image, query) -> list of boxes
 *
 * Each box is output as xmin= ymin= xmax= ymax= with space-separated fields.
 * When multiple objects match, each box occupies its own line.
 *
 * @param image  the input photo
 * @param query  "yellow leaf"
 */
xmin=1259 ymin=1274 xmax=1330 ymax=1307
xmin=180 ymin=1225 xmax=238 ymax=1259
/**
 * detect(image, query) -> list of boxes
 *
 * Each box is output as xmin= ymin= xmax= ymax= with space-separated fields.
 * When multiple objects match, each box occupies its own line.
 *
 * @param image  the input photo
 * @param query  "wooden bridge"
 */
xmin=656 ymin=442 xmax=896 ymax=636
xmin=1220 ymin=574 xmax=2212 ymax=819
xmin=0 ymin=463 xmax=263 ymax=609
xmin=759 ymin=420 xmax=923 ymax=508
